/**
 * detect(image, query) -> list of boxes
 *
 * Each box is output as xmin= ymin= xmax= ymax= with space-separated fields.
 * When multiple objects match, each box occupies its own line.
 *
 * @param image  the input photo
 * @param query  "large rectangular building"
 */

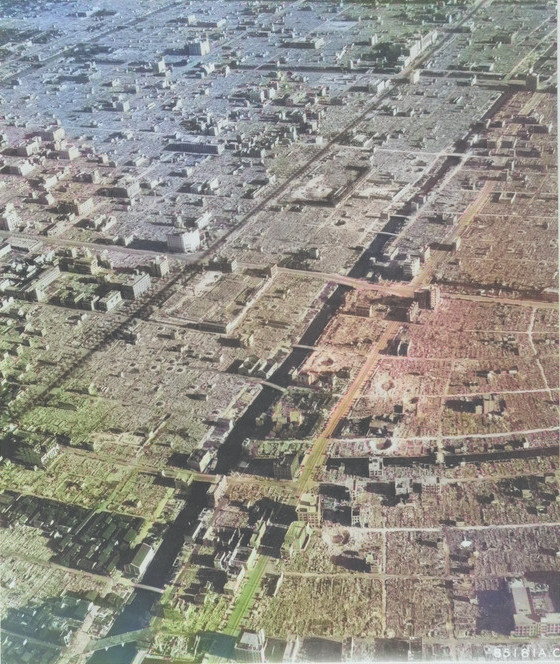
xmin=120 ymin=273 xmax=152 ymax=299
xmin=273 ymin=453 xmax=300 ymax=480
xmin=167 ymin=229 xmax=201 ymax=253
xmin=126 ymin=543 xmax=155 ymax=579
xmin=186 ymin=39 xmax=210 ymax=56
xmin=510 ymin=579 xmax=560 ymax=637
xmin=296 ymin=493 xmax=322 ymax=527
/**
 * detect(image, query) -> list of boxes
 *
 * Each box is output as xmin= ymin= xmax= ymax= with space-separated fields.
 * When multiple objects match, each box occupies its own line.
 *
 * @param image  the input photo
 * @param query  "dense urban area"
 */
xmin=0 ymin=0 xmax=557 ymax=663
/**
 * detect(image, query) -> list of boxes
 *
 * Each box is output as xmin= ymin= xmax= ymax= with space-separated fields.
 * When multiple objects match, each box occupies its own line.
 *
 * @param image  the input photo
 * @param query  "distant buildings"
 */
xmin=283 ymin=38 xmax=325 ymax=49
xmin=0 ymin=3 xmax=556 ymax=658
xmin=168 ymin=141 xmax=224 ymax=155
xmin=58 ymin=145 xmax=80 ymax=160
xmin=174 ymin=211 xmax=212 ymax=230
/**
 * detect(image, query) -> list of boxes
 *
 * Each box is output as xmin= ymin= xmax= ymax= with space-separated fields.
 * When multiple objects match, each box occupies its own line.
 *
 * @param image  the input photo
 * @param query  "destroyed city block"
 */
xmin=0 ymin=0 xmax=558 ymax=663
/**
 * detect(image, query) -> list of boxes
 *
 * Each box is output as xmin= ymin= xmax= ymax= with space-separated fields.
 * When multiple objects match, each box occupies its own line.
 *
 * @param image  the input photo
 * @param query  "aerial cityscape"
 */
xmin=0 ymin=0 xmax=557 ymax=663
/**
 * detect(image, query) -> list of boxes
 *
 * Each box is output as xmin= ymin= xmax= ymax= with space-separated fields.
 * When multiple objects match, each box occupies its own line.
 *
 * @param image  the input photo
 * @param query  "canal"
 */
xmin=215 ymin=283 xmax=349 ymax=473
xmin=88 ymin=481 xmax=210 ymax=664
xmin=89 ymin=229 xmax=383 ymax=663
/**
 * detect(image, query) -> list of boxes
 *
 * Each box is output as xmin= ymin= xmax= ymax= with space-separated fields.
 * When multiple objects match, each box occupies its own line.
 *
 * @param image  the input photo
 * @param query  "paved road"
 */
xmin=422 ymin=387 xmax=559 ymax=399
xmin=279 ymin=266 xmax=558 ymax=310
xmin=446 ymin=292 xmax=558 ymax=310
xmin=329 ymin=425 xmax=559 ymax=446
xmin=223 ymin=555 xmax=269 ymax=636
xmin=409 ymin=179 xmax=496 ymax=291
xmin=297 ymin=320 xmax=401 ymax=492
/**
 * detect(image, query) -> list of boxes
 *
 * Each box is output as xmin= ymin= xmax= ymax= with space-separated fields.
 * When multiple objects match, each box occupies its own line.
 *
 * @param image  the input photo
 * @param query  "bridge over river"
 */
xmin=83 ymin=629 xmax=151 ymax=654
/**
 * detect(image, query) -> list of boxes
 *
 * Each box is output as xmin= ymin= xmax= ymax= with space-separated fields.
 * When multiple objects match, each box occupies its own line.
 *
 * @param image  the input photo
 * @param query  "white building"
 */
xmin=167 ymin=229 xmax=201 ymax=253
xmin=0 ymin=204 xmax=20 ymax=231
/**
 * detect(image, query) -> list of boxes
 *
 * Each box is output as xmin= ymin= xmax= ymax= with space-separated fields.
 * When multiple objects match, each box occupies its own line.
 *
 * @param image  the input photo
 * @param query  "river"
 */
xmin=88 ymin=238 xmax=381 ymax=663
xmin=88 ymin=481 xmax=210 ymax=664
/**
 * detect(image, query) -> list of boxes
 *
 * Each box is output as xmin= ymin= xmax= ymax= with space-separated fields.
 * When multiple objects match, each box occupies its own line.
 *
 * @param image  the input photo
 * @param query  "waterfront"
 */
xmin=88 ymin=483 xmax=210 ymax=664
